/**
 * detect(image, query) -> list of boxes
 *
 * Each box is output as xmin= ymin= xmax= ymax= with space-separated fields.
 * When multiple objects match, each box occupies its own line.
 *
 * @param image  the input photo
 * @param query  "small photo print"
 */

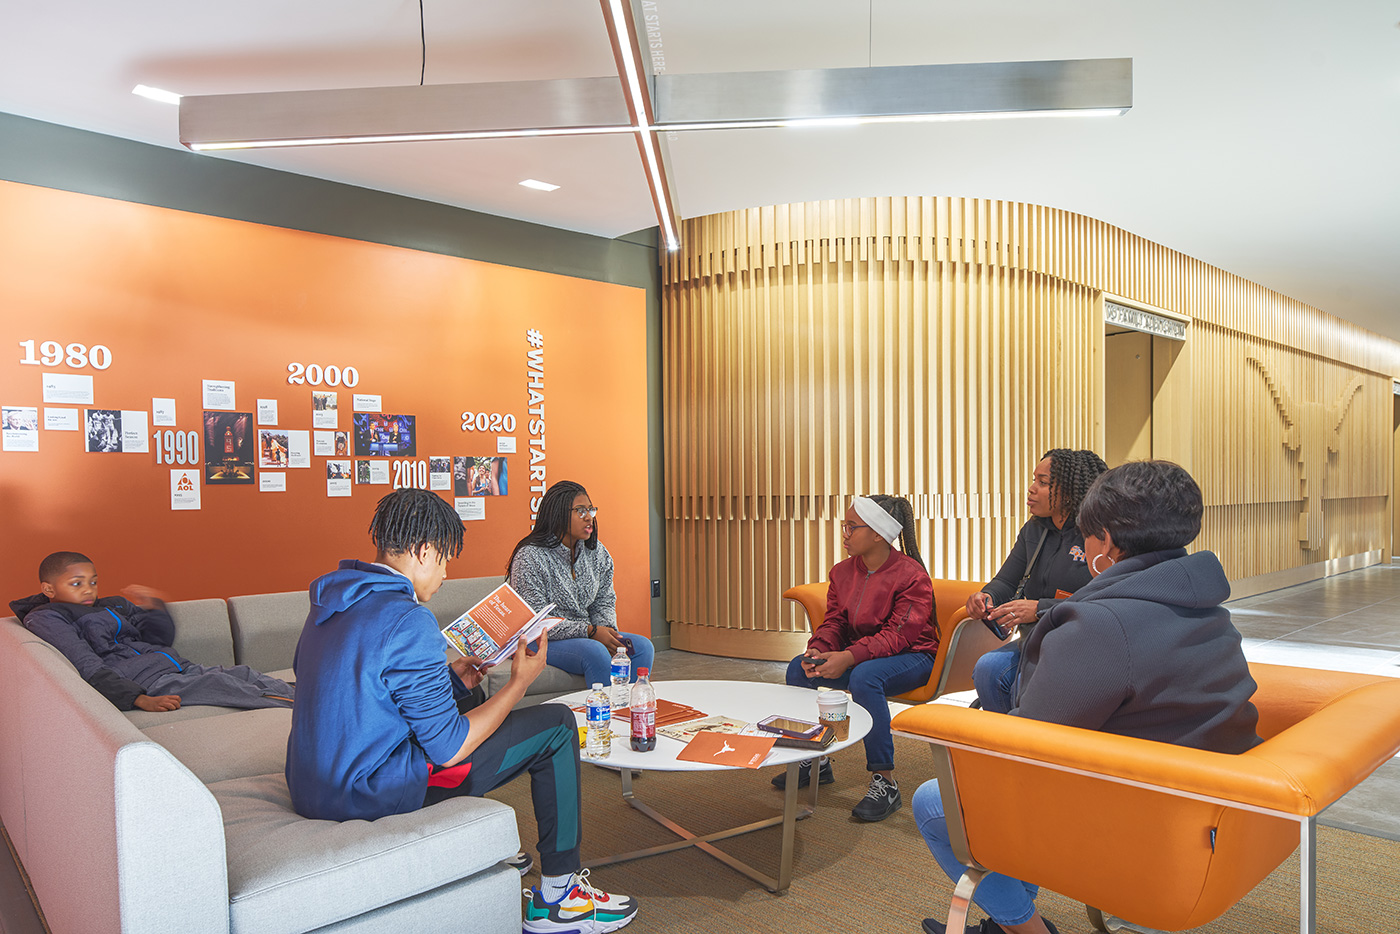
xmin=356 ymin=459 xmax=372 ymax=484
xmin=204 ymin=411 xmax=256 ymax=484
xmin=353 ymin=413 xmax=416 ymax=457
xmin=453 ymin=455 xmax=509 ymax=497
xmin=334 ymin=430 xmax=350 ymax=457
xmin=2 ymin=405 xmax=39 ymax=452
xmin=85 ymin=409 xmax=123 ymax=453
xmin=326 ymin=459 xmax=352 ymax=480
xmin=428 ymin=456 xmax=451 ymax=491
xmin=259 ymin=429 xmax=291 ymax=468
xmin=312 ymin=391 xmax=338 ymax=429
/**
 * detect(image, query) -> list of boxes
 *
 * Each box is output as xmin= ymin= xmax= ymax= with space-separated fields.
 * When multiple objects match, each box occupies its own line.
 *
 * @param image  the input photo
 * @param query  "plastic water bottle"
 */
xmin=610 ymin=646 xmax=632 ymax=708
xmin=629 ymin=667 xmax=656 ymax=752
xmin=585 ymin=683 xmax=612 ymax=759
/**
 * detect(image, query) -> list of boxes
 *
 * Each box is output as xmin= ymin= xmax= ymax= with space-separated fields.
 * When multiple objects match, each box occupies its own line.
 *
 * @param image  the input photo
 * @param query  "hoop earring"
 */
xmin=1091 ymin=553 xmax=1115 ymax=575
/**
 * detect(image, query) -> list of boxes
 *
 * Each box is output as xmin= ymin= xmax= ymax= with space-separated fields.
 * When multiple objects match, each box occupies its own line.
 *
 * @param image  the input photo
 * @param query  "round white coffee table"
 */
xmin=552 ymin=679 xmax=872 ymax=893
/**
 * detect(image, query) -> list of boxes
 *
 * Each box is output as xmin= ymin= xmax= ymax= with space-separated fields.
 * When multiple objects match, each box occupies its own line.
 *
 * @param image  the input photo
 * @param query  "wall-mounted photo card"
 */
xmin=313 ymin=430 xmax=335 ymax=456
xmin=152 ymin=398 xmax=177 ymax=427
xmin=353 ymin=394 xmax=382 ymax=412
xmin=312 ymin=391 xmax=338 ymax=429
xmin=429 ymin=456 xmax=451 ymax=491
xmin=203 ymin=411 xmax=255 ymax=484
xmin=259 ymin=472 xmax=287 ymax=493
xmin=170 ymin=468 xmax=201 ymax=511
xmin=202 ymin=379 xmax=236 ymax=411
xmin=353 ymin=413 xmax=416 ymax=456
xmin=85 ymin=409 xmax=122 ymax=452
xmin=44 ymin=408 xmax=79 ymax=431
xmin=369 ymin=460 xmax=390 ymax=484
xmin=286 ymin=430 xmax=311 ymax=468
xmin=326 ymin=459 xmax=352 ymax=497
xmin=453 ymin=455 xmax=509 ymax=497
xmin=43 ymin=373 xmax=93 ymax=405
xmin=455 ymin=497 xmax=486 ymax=521
xmin=2 ymin=406 xmax=39 ymax=452
xmin=355 ymin=459 xmax=371 ymax=484
xmin=120 ymin=410 xmax=149 ymax=453
xmin=334 ymin=430 xmax=350 ymax=457
xmin=257 ymin=399 xmax=278 ymax=426
xmin=259 ymin=429 xmax=291 ymax=467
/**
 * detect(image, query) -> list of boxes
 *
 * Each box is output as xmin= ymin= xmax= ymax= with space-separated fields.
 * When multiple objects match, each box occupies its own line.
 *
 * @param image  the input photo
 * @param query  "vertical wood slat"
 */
xmin=664 ymin=197 xmax=1400 ymax=656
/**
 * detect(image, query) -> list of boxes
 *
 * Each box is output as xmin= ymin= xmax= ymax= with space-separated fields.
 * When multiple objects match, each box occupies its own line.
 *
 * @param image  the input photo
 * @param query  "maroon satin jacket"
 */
xmin=808 ymin=550 xmax=938 ymax=663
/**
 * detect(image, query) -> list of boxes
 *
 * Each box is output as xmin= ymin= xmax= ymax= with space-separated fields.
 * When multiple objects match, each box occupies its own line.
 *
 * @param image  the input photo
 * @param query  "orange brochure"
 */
xmin=675 ymin=730 xmax=776 ymax=769
xmin=441 ymin=582 xmax=557 ymax=667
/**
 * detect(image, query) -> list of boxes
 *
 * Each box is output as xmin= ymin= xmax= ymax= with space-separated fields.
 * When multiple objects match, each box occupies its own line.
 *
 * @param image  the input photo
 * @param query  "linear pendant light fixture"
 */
xmin=177 ymin=2 xmax=1132 ymax=251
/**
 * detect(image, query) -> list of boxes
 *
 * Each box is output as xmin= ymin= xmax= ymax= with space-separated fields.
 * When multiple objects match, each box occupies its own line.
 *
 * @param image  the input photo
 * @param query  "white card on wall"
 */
xmin=287 ymin=430 xmax=310 ymax=467
xmin=257 ymin=399 xmax=279 ymax=425
xmin=170 ymin=469 xmax=201 ymax=510
xmin=202 ymin=379 xmax=236 ymax=411
xmin=2 ymin=406 xmax=39 ymax=452
xmin=260 ymin=471 xmax=287 ymax=492
xmin=353 ymin=394 xmax=382 ymax=412
xmin=120 ymin=410 xmax=149 ymax=453
xmin=42 ymin=373 xmax=93 ymax=405
xmin=152 ymin=398 xmax=177 ymax=427
xmin=44 ymin=408 xmax=79 ymax=431
xmin=313 ymin=430 xmax=335 ymax=456
xmin=496 ymin=436 xmax=516 ymax=454
xmin=455 ymin=497 xmax=486 ymax=521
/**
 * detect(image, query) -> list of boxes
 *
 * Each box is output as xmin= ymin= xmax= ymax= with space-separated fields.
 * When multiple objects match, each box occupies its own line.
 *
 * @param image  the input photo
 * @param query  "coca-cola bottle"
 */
xmin=629 ymin=667 xmax=656 ymax=752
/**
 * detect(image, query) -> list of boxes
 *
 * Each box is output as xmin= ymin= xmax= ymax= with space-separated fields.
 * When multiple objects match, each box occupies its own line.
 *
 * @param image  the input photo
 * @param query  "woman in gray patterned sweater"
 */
xmin=507 ymin=480 xmax=656 ymax=687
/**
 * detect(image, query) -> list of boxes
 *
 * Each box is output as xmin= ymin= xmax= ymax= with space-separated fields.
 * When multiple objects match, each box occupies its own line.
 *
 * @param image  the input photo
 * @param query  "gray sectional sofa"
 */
xmin=0 ymin=575 xmax=587 ymax=934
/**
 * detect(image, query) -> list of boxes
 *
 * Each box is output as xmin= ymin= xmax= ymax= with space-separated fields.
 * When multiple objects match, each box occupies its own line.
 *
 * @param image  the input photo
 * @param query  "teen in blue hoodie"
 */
xmin=286 ymin=489 xmax=636 ymax=934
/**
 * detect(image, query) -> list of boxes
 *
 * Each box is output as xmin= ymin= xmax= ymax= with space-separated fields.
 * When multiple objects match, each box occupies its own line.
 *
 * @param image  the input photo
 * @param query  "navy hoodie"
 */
xmin=286 ymin=561 xmax=470 ymax=822
xmin=1013 ymin=548 xmax=1261 ymax=754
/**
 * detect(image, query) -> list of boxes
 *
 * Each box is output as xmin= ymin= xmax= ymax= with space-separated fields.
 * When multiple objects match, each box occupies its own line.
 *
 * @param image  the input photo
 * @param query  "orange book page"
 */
xmin=466 ymin=583 xmax=534 ymax=644
xmin=675 ymin=731 xmax=776 ymax=769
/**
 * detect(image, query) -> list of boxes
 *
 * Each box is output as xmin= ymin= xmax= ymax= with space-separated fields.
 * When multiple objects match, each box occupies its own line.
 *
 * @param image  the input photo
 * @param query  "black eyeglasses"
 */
xmin=573 ymin=506 xmax=599 ymax=519
xmin=840 ymin=521 xmax=870 ymax=534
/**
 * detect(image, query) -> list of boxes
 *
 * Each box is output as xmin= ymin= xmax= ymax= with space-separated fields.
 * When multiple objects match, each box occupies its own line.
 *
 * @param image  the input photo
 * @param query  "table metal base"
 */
xmin=583 ymin=758 xmax=820 ymax=893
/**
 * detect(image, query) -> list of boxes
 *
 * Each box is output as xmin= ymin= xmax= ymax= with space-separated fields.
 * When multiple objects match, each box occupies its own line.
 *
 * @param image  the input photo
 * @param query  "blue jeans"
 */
xmin=546 ymin=633 xmax=655 ymax=687
xmin=784 ymin=651 xmax=935 ymax=772
xmin=913 ymin=779 xmax=1039 ymax=926
xmin=973 ymin=643 xmax=1021 ymax=714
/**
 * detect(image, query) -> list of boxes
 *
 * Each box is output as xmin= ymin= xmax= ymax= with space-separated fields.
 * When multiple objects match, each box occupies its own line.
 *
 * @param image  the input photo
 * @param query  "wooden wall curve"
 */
xmin=663 ymin=198 xmax=1400 ymax=659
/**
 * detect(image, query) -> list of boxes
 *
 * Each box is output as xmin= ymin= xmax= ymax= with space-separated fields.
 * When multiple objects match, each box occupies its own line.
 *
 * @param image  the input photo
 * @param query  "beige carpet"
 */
xmin=487 ymin=737 xmax=1400 ymax=934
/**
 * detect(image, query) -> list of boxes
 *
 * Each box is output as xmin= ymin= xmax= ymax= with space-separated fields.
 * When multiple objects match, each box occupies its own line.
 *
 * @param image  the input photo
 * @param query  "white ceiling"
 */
xmin=3 ymin=1 xmax=1398 ymax=343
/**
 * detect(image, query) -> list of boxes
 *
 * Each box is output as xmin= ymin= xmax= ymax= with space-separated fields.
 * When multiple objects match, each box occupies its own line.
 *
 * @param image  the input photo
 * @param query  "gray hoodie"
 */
xmin=1012 ymin=548 xmax=1261 ymax=754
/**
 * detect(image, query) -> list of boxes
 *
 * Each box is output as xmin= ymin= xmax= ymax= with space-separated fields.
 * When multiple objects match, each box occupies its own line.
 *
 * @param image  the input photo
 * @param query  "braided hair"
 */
xmin=506 ymin=479 xmax=596 ymax=576
xmin=369 ymin=489 xmax=464 ymax=559
xmin=866 ymin=494 xmax=922 ymax=566
xmin=1042 ymin=448 xmax=1109 ymax=527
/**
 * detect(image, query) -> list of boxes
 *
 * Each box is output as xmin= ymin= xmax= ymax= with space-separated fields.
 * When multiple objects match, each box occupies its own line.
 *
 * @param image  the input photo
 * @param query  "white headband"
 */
xmin=851 ymin=496 xmax=903 ymax=545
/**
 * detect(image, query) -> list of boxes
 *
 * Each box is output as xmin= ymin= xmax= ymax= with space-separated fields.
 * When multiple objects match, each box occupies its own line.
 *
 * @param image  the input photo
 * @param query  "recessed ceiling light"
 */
xmin=132 ymin=85 xmax=182 ymax=105
xmin=519 ymin=179 xmax=561 ymax=192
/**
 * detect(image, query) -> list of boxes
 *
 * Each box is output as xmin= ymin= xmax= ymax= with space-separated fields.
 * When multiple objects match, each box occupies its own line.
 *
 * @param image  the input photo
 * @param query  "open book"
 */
xmin=441 ymin=582 xmax=558 ymax=667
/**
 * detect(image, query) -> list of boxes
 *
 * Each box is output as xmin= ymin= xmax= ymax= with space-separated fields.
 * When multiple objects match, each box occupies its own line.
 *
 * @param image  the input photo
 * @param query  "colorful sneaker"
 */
xmin=851 ymin=773 xmax=901 ymax=821
xmin=523 ymin=868 xmax=638 ymax=933
xmin=503 ymin=850 xmax=533 ymax=876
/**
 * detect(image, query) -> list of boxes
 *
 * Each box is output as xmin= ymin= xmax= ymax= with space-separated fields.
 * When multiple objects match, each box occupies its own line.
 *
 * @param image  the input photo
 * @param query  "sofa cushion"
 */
xmin=168 ymin=598 xmax=236 ymax=667
xmin=209 ymin=773 xmax=519 ymax=934
xmin=125 ymin=702 xmax=248 ymax=729
xmin=427 ymin=576 xmax=504 ymax=627
xmin=228 ymin=591 xmax=308 ymax=674
xmin=143 ymin=707 xmax=291 ymax=783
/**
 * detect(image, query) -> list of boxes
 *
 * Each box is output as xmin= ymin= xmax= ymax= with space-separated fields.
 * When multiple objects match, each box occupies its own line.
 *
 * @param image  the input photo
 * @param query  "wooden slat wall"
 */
xmin=663 ymin=197 xmax=1400 ymax=656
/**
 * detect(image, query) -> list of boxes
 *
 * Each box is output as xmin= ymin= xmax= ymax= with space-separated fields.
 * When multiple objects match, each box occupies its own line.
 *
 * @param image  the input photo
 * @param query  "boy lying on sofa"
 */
xmin=10 ymin=551 xmax=295 ymax=713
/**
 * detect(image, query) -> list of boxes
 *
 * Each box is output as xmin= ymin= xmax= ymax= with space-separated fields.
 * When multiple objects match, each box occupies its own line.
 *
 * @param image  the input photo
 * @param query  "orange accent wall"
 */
xmin=0 ymin=181 xmax=651 ymax=632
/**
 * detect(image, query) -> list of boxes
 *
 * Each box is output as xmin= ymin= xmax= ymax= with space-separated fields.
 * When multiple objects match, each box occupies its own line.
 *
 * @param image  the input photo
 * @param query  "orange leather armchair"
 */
xmin=780 ymin=578 xmax=1005 ymax=703
xmin=891 ymin=663 xmax=1400 ymax=933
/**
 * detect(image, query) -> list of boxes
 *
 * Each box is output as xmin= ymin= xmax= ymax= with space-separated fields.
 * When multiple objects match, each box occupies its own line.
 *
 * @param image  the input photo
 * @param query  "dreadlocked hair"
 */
xmin=369 ymin=489 xmax=463 ymax=560
xmin=866 ymin=494 xmax=922 ymax=567
xmin=39 ymin=551 xmax=93 ymax=582
xmin=506 ymin=479 xmax=596 ymax=577
xmin=1042 ymin=448 xmax=1109 ymax=526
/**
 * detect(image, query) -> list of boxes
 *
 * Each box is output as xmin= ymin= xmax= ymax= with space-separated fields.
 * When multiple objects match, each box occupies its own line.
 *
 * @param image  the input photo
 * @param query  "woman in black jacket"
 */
xmin=966 ymin=448 xmax=1106 ymax=713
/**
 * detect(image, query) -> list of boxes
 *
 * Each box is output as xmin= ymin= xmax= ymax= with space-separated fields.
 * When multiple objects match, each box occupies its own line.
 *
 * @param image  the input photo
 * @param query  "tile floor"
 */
xmin=3 ymin=563 xmax=1399 ymax=931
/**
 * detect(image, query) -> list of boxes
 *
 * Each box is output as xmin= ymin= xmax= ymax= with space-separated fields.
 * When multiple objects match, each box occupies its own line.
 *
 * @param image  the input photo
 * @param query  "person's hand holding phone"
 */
xmin=965 ymin=591 xmax=994 ymax=620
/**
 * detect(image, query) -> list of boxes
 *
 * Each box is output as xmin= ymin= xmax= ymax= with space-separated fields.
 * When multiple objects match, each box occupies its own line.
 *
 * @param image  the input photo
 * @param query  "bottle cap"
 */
xmin=637 ymin=667 xmax=649 ymax=677
xmin=591 ymin=683 xmax=603 ymax=689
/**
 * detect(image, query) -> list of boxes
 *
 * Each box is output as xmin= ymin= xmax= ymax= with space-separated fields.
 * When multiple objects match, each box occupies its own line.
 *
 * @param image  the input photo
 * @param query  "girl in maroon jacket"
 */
xmin=777 ymin=494 xmax=936 ymax=822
